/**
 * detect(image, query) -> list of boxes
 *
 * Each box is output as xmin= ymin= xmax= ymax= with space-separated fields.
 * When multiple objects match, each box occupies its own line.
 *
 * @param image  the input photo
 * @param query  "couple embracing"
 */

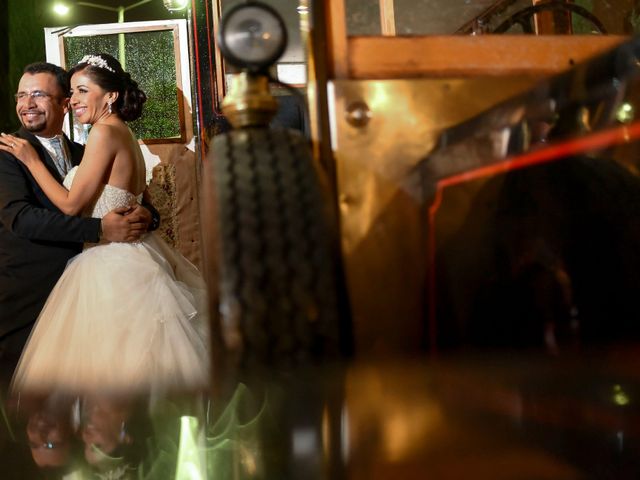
xmin=0 ymin=54 xmax=209 ymax=395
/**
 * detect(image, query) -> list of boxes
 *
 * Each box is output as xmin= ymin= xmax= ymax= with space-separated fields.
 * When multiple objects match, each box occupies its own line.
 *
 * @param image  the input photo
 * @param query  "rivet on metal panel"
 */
xmin=339 ymin=193 xmax=353 ymax=211
xmin=345 ymin=100 xmax=372 ymax=127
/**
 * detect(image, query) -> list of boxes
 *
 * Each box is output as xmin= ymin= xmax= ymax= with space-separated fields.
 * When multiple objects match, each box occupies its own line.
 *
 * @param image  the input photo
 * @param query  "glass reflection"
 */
xmin=2 ymin=353 xmax=640 ymax=478
xmin=26 ymin=402 xmax=75 ymax=473
xmin=422 ymin=37 xmax=640 ymax=351
xmin=4 ymin=383 xmax=269 ymax=480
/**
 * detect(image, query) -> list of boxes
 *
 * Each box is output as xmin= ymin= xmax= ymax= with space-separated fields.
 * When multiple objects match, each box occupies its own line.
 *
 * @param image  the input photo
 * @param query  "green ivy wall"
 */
xmin=2 ymin=0 xmax=50 ymax=133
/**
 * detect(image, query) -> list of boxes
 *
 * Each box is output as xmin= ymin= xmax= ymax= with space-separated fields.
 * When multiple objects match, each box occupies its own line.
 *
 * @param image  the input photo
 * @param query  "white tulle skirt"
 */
xmin=12 ymin=233 xmax=210 ymax=395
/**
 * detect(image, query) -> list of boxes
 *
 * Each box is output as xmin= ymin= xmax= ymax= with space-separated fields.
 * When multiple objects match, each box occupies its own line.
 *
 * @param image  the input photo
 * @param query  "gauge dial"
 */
xmin=218 ymin=2 xmax=287 ymax=72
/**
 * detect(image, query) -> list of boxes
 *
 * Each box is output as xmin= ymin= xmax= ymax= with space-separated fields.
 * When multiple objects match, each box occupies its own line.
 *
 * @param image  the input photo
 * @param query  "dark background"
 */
xmin=0 ymin=0 xmax=184 ymax=133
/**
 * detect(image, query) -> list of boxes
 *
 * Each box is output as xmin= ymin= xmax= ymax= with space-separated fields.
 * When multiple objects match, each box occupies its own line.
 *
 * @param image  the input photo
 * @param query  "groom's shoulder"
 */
xmin=0 ymin=130 xmax=30 ymax=174
xmin=68 ymin=137 xmax=85 ymax=156
xmin=14 ymin=127 xmax=34 ymax=141
xmin=14 ymin=128 xmax=42 ymax=151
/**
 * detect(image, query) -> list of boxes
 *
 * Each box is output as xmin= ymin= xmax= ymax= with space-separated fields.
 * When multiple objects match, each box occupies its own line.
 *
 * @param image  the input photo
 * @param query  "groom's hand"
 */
xmin=125 ymin=204 xmax=153 ymax=231
xmin=101 ymin=206 xmax=148 ymax=242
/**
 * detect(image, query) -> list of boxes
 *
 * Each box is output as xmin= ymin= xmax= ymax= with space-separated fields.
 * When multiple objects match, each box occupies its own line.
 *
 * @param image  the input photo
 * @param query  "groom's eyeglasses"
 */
xmin=14 ymin=91 xmax=58 ymax=102
xmin=28 ymin=441 xmax=61 ymax=449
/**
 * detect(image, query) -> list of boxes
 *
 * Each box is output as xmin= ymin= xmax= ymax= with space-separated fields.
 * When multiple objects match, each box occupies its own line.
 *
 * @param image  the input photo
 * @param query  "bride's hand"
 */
xmin=0 ymin=133 xmax=40 ymax=166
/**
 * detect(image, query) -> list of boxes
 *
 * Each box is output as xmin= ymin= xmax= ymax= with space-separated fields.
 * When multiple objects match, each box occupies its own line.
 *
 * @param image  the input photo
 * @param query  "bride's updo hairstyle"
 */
xmin=70 ymin=53 xmax=147 ymax=121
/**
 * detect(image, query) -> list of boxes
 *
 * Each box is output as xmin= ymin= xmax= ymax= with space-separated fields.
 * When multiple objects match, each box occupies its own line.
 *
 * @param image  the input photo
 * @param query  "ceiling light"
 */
xmin=163 ymin=0 xmax=189 ymax=11
xmin=53 ymin=3 xmax=70 ymax=15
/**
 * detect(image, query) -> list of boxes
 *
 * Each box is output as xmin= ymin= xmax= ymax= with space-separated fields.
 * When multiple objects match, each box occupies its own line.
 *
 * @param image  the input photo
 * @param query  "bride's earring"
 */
xmin=107 ymin=101 xmax=112 ymax=114
xmin=119 ymin=421 xmax=127 ymax=442
xmin=119 ymin=421 xmax=132 ymax=444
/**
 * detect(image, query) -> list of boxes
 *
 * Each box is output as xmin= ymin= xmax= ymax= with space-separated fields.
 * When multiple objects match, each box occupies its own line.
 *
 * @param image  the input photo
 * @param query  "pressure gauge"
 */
xmin=218 ymin=1 xmax=287 ymax=72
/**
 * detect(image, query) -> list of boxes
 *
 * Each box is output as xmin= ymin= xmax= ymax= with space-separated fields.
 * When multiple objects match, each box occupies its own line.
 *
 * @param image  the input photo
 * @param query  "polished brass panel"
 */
xmin=329 ymin=77 xmax=538 ymax=354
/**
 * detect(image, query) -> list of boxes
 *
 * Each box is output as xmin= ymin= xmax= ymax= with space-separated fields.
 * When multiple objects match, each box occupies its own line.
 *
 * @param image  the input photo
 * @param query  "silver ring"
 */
xmin=10 ymin=143 xmax=15 ymax=148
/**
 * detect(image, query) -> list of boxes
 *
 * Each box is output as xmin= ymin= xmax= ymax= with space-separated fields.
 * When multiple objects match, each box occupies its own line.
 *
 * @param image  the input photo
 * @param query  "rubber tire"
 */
xmin=212 ymin=127 xmax=344 ymax=366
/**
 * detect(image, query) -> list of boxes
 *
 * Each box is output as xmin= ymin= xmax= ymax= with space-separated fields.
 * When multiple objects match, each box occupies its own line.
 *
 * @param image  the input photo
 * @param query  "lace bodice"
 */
xmin=63 ymin=166 xmax=142 ymax=219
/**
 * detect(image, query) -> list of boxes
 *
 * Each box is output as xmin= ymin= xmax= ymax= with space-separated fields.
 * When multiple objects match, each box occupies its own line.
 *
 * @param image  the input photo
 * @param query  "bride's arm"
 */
xmin=0 ymin=126 xmax=115 ymax=216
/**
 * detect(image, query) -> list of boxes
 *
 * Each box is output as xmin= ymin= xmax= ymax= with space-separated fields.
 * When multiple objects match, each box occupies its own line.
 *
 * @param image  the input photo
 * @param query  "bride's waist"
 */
xmin=83 ymin=233 xmax=149 ymax=250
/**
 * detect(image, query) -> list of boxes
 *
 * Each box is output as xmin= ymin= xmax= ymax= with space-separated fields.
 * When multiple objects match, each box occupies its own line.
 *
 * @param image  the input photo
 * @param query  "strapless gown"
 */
xmin=12 ymin=167 xmax=209 ymax=394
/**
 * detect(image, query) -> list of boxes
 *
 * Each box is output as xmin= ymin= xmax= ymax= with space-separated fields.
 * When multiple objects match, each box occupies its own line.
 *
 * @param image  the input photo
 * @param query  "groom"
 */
xmin=0 ymin=62 xmax=158 ymax=362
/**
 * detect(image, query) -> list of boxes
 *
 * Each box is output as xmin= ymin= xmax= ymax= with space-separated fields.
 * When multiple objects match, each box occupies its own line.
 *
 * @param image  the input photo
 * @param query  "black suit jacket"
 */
xmin=0 ymin=127 xmax=101 ymax=341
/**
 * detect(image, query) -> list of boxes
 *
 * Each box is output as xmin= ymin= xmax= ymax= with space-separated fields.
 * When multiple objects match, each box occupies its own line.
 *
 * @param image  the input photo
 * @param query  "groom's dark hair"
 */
xmin=22 ymin=62 xmax=70 ymax=97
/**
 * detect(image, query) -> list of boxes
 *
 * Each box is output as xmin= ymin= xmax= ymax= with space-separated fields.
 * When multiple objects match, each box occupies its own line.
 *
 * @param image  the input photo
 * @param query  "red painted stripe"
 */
xmin=191 ymin=0 xmax=206 ymax=155
xmin=440 ymin=122 xmax=640 ymax=188
xmin=204 ymin=0 xmax=216 ymax=112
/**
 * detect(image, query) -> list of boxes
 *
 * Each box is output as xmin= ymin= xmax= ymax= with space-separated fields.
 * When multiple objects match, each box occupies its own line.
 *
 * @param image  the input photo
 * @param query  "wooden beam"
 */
xmin=347 ymin=35 xmax=627 ymax=78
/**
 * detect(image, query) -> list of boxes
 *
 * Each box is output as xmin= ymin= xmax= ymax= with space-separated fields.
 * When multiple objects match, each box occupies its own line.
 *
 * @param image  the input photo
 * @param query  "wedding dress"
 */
xmin=12 ymin=167 xmax=210 ymax=395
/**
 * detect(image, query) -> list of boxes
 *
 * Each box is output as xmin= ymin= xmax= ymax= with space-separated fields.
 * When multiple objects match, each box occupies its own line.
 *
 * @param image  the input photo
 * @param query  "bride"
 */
xmin=0 ymin=54 xmax=209 ymax=395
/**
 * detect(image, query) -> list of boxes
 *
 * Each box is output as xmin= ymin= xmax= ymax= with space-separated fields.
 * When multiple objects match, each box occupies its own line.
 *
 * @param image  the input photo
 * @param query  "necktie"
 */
xmin=50 ymin=137 xmax=69 ymax=177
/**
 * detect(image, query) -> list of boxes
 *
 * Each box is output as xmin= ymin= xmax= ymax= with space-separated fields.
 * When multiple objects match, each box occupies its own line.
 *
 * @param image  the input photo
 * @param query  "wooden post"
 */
xmin=325 ymin=0 xmax=349 ymax=78
xmin=379 ymin=0 xmax=396 ymax=36
xmin=533 ymin=0 xmax=573 ymax=34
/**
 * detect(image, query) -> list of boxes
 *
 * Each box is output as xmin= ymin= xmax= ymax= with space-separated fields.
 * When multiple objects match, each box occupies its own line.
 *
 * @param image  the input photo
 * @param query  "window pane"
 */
xmin=345 ymin=0 xmax=382 ymax=35
xmin=346 ymin=0 xmax=638 ymax=35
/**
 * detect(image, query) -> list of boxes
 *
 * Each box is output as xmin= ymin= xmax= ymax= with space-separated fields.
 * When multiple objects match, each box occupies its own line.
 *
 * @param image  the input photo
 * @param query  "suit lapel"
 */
xmin=17 ymin=128 xmax=85 ymax=179
xmin=65 ymin=136 xmax=84 ymax=167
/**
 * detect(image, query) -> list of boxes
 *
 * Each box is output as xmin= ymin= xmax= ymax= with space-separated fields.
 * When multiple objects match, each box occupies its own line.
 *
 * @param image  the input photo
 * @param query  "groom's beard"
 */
xmin=19 ymin=108 xmax=47 ymax=133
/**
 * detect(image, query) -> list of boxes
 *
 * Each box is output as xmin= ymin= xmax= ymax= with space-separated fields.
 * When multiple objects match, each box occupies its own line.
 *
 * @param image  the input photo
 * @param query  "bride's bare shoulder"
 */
xmin=87 ymin=121 xmax=129 ymax=144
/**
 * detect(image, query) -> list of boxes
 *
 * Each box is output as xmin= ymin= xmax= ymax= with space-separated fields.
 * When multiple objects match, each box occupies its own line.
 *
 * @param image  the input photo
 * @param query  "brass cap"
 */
xmin=221 ymin=72 xmax=278 ymax=129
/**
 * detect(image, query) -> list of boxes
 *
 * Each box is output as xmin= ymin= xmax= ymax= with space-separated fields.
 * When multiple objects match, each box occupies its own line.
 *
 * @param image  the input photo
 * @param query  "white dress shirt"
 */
xmin=36 ymin=134 xmax=73 ymax=177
